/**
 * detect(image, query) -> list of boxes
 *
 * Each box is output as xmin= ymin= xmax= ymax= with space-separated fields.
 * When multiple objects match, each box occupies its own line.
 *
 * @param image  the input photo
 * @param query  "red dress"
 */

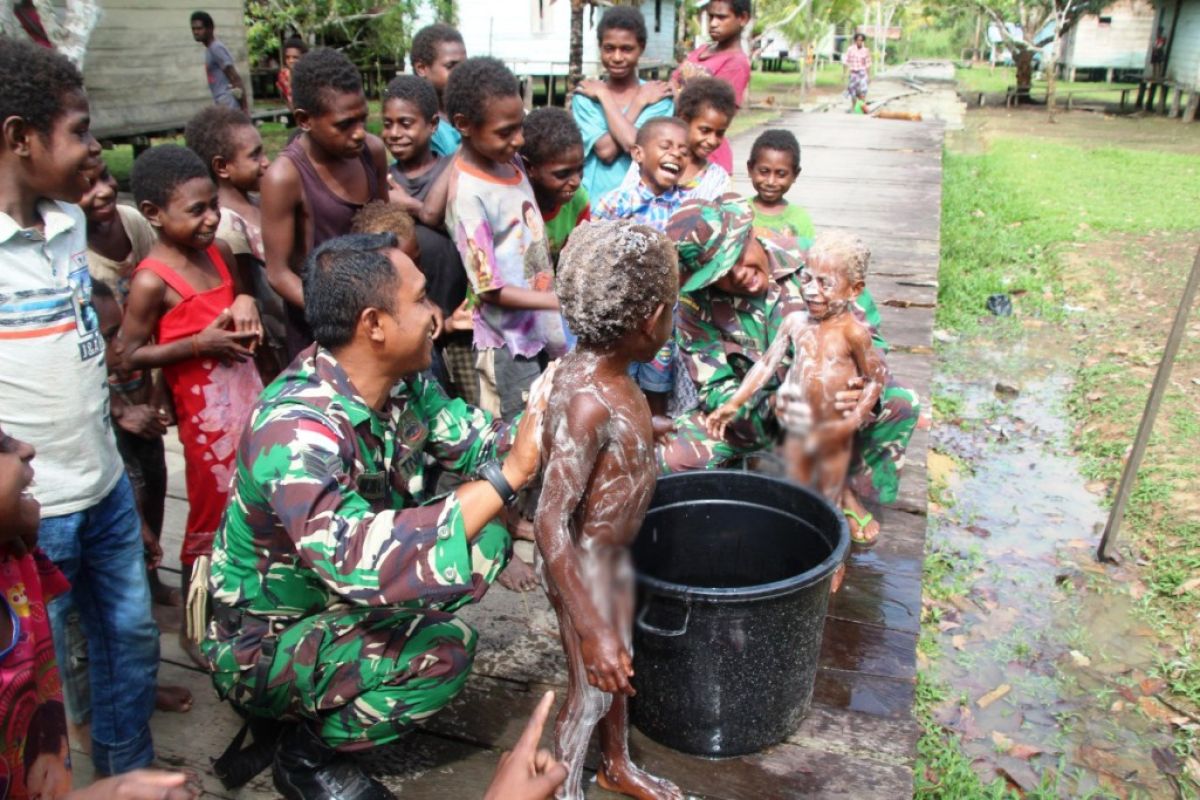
xmin=135 ymin=247 xmax=263 ymax=565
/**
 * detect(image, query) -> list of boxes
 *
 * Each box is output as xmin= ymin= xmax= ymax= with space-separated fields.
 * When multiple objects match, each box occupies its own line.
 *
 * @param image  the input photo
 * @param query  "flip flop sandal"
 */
xmin=843 ymin=508 xmax=879 ymax=546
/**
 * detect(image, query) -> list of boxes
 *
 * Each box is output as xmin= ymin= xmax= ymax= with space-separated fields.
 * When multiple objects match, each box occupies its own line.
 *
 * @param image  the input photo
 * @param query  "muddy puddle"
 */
xmin=926 ymin=328 xmax=1186 ymax=798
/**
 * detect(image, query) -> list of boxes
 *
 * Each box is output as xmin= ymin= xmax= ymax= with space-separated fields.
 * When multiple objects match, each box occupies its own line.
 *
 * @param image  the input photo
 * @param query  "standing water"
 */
xmin=923 ymin=329 xmax=1182 ymax=798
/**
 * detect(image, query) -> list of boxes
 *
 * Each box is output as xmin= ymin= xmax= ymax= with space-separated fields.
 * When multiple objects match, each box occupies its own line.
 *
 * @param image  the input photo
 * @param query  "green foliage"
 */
xmin=244 ymin=0 xmax=422 ymax=65
xmin=938 ymin=136 xmax=1200 ymax=331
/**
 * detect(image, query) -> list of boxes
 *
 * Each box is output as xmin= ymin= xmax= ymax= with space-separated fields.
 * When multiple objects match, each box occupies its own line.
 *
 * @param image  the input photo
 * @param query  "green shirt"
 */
xmin=752 ymin=203 xmax=816 ymax=250
xmin=543 ymin=188 xmax=590 ymax=268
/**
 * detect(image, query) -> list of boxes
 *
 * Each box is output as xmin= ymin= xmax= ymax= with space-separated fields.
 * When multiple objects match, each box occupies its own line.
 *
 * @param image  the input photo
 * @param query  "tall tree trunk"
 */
xmin=1014 ymin=47 xmax=1034 ymax=102
xmin=1045 ymin=38 xmax=1059 ymax=121
xmin=569 ymin=0 xmax=585 ymax=88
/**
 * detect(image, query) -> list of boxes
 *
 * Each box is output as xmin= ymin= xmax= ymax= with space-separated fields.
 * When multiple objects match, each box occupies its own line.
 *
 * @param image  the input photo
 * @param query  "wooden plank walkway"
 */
xmin=78 ymin=110 xmax=943 ymax=798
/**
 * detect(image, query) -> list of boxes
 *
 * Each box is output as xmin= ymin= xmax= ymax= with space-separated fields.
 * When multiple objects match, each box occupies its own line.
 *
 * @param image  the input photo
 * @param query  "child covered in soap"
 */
xmin=707 ymin=230 xmax=887 ymax=512
xmin=534 ymin=219 xmax=682 ymax=800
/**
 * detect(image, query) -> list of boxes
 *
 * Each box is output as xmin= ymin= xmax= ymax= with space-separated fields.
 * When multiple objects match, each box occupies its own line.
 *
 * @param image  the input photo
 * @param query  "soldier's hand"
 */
xmin=834 ymin=376 xmax=865 ymax=417
xmin=776 ymin=384 xmax=814 ymax=436
xmin=483 ymin=691 xmax=567 ymax=800
xmin=508 ymin=361 xmax=558 ymax=484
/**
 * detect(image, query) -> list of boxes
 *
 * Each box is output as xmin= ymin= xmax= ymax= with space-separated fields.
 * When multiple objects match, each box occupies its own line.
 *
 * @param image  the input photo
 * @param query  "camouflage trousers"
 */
xmin=206 ymin=521 xmax=510 ymax=751
xmin=658 ymin=377 xmax=920 ymax=505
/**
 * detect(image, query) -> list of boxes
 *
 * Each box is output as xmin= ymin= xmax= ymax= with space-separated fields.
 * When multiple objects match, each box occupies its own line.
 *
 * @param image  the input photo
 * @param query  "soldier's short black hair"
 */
xmin=410 ymin=23 xmax=464 ymax=69
xmin=184 ymin=105 xmax=254 ymax=179
xmin=676 ymin=77 xmax=736 ymax=123
xmin=557 ymin=220 xmax=677 ymax=347
xmin=707 ymin=0 xmax=751 ymax=16
xmin=444 ymin=57 xmax=519 ymax=128
xmin=597 ymin=6 xmax=647 ymax=48
xmin=749 ymin=129 xmax=800 ymax=173
xmin=383 ymin=75 xmax=438 ymax=122
xmin=305 ymin=233 xmax=402 ymax=349
xmin=190 ymin=10 xmax=214 ymax=28
xmin=0 ymin=37 xmax=86 ymax=137
xmin=283 ymin=36 xmax=307 ymax=54
xmin=291 ymin=48 xmax=363 ymax=116
xmin=520 ymin=107 xmax=582 ymax=166
xmin=131 ymin=144 xmax=211 ymax=209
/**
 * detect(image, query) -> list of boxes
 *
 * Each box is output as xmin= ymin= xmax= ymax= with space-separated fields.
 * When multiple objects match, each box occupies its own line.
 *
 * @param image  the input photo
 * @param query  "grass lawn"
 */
xmin=956 ymin=65 xmax=1139 ymax=104
xmin=748 ymin=62 xmax=843 ymax=105
xmin=923 ymin=108 xmax=1200 ymax=797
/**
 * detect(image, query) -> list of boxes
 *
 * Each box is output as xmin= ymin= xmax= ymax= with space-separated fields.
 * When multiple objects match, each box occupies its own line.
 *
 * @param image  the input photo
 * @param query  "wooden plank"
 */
xmin=427 ymin=674 xmax=912 ymax=799
xmin=787 ymin=704 xmax=918 ymax=765
xmin=811 ymin=668 xmax=916 ymax=720
xmin=819 ymin=617 xmax=917 ymax=681
xmin=847 ymin=509 xmax=926 ymax=576
xmin=827 ymin=563 xmax=922 ymax=634
xmin=875 ymin=307 xmax=935 ymax=351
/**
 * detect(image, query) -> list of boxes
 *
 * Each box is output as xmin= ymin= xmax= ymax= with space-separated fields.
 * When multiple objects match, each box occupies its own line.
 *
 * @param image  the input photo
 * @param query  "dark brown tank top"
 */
xmin=279 ymin=137 xmax=380 ymax=358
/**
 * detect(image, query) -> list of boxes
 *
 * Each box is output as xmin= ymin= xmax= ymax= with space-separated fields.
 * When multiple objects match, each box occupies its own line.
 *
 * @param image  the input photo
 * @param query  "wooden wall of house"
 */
xmin=1063 ymin=0 xmax=1156 ymax=70
xmin=83 ymin=0 xmax=252 ymax=139
xmin=1159 ymin=0 xmax=1200 ymax=86
xmin=453 ymin=0 xmax=675 ymax=75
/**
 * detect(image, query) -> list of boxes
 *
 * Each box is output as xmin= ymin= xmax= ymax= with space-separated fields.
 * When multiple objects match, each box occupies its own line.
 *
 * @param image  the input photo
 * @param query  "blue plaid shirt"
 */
xmin=593 ymin=179 xmax=685 ymax=233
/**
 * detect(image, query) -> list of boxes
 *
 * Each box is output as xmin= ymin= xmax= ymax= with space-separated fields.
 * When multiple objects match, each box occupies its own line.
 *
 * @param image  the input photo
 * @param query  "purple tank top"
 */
xmin=281 ymin=137 xmax=380 ymax=249
xmin=279 ymin=137 xmax=380 ymax=358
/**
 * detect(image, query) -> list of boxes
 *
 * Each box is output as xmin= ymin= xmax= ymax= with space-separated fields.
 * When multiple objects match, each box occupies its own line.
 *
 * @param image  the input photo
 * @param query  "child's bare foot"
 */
xmin=155 ymin=685 xmax=193 ymax=713
xmin=497 ymin=557 xmax=540 ymax=592
xmin=842 ymin=490 xmax=880 ymax=546
xmin=598 ymin=762 xmax=683 ymax=800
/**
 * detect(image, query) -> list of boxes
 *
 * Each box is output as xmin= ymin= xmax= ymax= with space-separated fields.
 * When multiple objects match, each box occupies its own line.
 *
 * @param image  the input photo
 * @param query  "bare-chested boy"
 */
xmin=535 ymin=219 xmax=682 ymax=800
xmin=708 ymin=230 xmax=886 ymax=532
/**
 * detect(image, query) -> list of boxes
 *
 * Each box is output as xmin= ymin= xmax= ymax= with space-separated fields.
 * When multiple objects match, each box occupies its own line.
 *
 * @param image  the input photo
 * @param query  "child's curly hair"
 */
xmin=520 ymin=107 xmax=583 ymax=167
xmin=445 ymin=57 xmax=519 ymax=127
xmin=676 ymin=76 xmax=736 ymax=123
xmin=351 ymin=200 xmax=415 ymax=245
xmin=556 ymin=220 xmax=678 ymax=347
xmin=184 ymin=105 xmax=254 ymax=179
xmin=807 ymin=229 xmax=870 ymax=285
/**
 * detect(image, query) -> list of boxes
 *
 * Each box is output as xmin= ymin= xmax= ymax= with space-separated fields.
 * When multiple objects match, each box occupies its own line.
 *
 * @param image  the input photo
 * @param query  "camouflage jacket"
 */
xmin=677 ymin=239 xmax=803 ymax=446
xmin=678 ymin=236 xmax=888 ymax=447
xmin=207 ymin=346 xmax=512 ymax=637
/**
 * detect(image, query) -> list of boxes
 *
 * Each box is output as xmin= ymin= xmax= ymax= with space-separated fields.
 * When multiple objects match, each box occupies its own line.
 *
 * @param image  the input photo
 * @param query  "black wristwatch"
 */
xmin=479 ymin=461 xmax=517 ymax=506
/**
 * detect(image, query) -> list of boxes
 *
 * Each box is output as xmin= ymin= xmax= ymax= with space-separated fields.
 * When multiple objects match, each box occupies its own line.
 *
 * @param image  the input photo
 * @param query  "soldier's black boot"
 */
xmin=272 ymin=722 xmax=395 ymax=800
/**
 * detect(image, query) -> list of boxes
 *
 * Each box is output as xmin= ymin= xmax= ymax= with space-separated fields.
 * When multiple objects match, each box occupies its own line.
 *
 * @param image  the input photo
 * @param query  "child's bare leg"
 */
xmin=818 ymin=437 xmax=854 ymax=594
xmin=816 ymin=437 xmax=853 ymax=507
xmin=784 ymin=433 xmax=813 ymax=485
xmin=549 ymin=591 xmax=611 ymax=800
xmin=596 ymin=577 xmax=682 ymax=800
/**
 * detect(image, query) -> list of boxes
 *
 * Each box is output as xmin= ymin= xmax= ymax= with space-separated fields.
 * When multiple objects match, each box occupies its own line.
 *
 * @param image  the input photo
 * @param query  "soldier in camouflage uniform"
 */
xmin=657 ymin=197 xmax=919 ymax=523
xmin=203 ymin=233 xmax=549 ymax=800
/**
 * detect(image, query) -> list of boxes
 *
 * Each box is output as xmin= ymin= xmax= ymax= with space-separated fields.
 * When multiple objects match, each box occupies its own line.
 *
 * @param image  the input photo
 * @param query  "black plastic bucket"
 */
xmin=630 ymin=470 xmax=849 ymax=757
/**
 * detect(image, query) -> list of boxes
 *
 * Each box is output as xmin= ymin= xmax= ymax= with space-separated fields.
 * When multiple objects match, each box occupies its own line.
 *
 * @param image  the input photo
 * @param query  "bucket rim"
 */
xmin=634 ymin=470 xmax=850 ymax=602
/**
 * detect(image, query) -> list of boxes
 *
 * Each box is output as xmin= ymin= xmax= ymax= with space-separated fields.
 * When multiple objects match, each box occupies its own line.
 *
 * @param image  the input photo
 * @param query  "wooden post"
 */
xmin=1136 ymin=80 xmax=1147 ymax=109
xmin=1098 ymin=246 xmax=1200 ymax=562
xmin=1184 ymin=89 xmax=1199 ymax=122
xmin=1170 ymin=87 xmax=1182 ymax=118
